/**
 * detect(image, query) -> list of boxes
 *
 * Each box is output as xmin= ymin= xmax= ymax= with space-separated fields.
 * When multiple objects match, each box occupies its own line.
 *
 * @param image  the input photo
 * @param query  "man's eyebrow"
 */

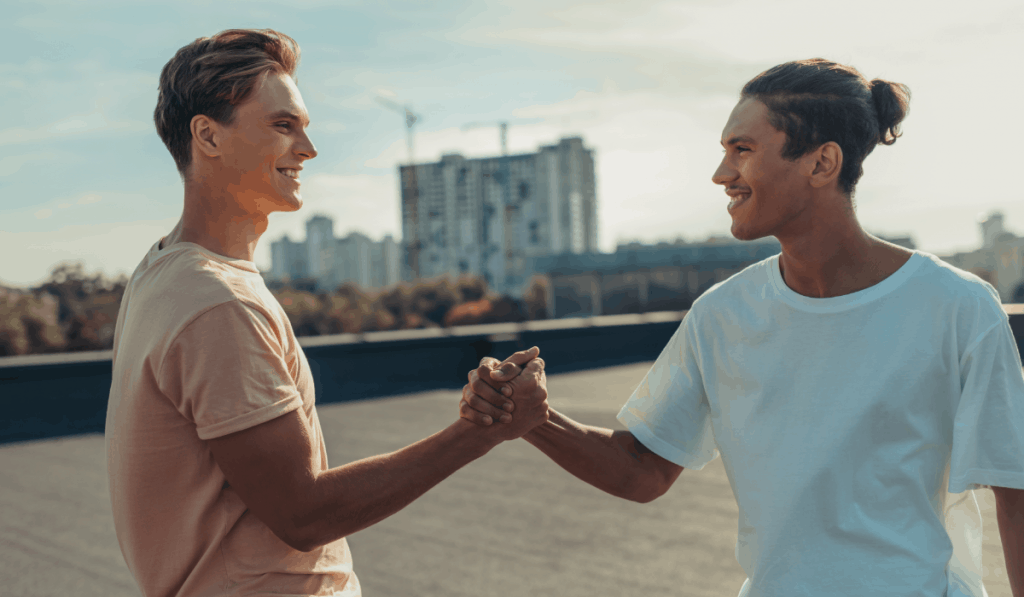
xmin=721 ymin=135 xmax=756 ymax=146
xmin=266 ymin=110 xmax=310 ymax=126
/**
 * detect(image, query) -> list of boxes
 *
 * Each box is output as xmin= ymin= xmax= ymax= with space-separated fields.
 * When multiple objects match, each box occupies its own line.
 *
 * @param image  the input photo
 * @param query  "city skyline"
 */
xmin=270 ymin=215 xmax=401 ymax=292
xmin=2 ymin=1 xmax=1023 ymax=289
xmin=398 ymin=136 xmax=597 ymax=296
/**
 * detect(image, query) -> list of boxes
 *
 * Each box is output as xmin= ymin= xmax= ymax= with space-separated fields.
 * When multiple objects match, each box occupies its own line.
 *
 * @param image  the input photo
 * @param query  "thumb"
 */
xmin=490 ymin=346 xmax=540 ymax=380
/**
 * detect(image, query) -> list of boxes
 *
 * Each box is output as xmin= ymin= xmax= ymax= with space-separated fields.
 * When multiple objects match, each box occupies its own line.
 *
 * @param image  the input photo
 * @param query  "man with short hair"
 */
xmin=105 ymin=28 xmax=549 ymax=597
xmin=463 ymin=59 xmax=1024 ymax=597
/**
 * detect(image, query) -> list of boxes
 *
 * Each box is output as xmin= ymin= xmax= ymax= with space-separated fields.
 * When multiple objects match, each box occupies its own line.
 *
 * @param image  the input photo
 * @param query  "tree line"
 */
xmin=0 ymin=262 xmax=549 ymax=358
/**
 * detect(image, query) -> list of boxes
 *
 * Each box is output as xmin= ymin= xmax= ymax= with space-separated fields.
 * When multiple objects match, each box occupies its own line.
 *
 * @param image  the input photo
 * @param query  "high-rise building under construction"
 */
xmin=398 ymin=136 xmax=597 ymax=296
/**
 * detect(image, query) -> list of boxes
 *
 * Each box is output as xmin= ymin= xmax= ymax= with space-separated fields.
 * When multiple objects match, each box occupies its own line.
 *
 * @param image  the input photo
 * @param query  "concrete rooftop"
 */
xmin=0 ymin=362 xmax=1013 ymax=596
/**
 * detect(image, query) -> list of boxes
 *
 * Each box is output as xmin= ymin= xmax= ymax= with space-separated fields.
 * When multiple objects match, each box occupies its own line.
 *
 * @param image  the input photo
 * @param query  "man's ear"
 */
xmin=191 ymin=114 xmax=222 ymax=159
xmin=805 ymin=141 xmax=843 ymax=189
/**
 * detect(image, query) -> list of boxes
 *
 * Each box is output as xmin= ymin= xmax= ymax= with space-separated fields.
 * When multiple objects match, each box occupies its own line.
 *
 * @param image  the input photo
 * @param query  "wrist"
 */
xmin=521 ymin=420 xmax=550 ymax=445
xmin=451 ymin=417 xmax=504 ymax=454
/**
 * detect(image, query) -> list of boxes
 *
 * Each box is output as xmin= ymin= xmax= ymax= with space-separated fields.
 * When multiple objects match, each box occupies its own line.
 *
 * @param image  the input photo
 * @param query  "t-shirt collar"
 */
xmin=768 ymin=250 xmax=924 ymax=313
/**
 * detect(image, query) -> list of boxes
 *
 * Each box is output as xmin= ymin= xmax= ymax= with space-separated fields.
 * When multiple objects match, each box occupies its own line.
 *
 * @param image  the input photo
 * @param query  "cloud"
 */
xmin=35 ymin=208 xmax=53 ymax=220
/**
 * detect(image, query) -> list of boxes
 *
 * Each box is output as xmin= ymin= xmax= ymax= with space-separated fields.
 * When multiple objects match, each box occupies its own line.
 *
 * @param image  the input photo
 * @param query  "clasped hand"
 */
xmin=460 ymin=346 xmax=549 ymax=440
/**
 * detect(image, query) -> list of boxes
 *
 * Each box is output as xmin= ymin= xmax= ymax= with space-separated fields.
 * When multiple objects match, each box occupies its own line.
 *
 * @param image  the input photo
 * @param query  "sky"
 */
xmin=2 ymin=0 xmax=1023 ymax=289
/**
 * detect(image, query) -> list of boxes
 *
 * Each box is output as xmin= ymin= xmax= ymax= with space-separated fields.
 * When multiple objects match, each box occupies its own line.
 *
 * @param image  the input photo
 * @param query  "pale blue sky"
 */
xmin=2 ymin=0 xmax=1022 ymax=289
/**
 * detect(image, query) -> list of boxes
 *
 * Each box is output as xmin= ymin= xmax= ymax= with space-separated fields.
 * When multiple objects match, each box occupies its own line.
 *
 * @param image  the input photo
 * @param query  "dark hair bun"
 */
xmin=869 ymin=79 xmax=911 ymax=146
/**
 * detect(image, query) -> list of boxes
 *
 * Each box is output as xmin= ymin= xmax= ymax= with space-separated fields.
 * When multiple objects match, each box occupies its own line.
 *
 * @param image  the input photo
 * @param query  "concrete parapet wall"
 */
xmin=2 ymin=308 xmax=1023 ymax=445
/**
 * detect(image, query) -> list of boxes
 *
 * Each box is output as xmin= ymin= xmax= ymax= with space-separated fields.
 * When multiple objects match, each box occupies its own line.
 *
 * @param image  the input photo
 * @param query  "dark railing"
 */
xmin=2 ymin=308 xmax=1023 ymax=445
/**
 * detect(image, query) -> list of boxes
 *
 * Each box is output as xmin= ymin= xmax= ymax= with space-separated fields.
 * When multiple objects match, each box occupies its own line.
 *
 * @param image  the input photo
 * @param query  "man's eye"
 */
xmin=737 ymin=146 xmax=750 ymax=152
xmin=276 ymin=123 xmax=291 ymax=129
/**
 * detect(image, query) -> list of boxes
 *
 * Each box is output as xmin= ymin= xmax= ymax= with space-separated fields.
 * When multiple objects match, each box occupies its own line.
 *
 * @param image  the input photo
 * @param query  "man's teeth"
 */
xmin=279 ymin=169 xmax=299 ymax=180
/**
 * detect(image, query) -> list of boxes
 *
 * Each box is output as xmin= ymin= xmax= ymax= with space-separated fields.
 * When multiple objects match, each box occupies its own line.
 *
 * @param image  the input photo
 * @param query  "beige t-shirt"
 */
xmin=105 ymin=238 xmax=360 ymax=597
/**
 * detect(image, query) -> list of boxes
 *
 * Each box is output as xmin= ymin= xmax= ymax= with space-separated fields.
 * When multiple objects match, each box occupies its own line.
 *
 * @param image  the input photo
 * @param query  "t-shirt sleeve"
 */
xmin=949 ymin=314 xmax=1024 ymax=493
xmin=158 ymin=300 xmax=304 ymax=440
xmin=616 ymin=314 xmax=719 ymax=470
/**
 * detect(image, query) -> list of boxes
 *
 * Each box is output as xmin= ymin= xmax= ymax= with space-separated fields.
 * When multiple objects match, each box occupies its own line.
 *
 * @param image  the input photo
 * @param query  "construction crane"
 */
xmin=461 ymin=121 xmax=509 ymax=156
xmin=376 ymin=96 xmax=422 ymax=280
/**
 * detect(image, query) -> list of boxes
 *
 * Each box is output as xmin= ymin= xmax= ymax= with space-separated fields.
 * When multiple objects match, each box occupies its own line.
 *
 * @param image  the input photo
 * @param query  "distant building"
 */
xmin=371 ymin=235 xmax=401 ymax=290
xmin=270 ymin=234 xmax=307 ymax=282
xmin=335 ymin=232 xmax=373 ymax=289
xmin=398 ymin=136 xmax=597 ymax=296
xmin=306 ymin=215 xmax=334 ymax=282
xmin=535 ymin=238 xmax=783 ymax=318
xmin=269 ymin=215 xmax=400 ymax=292
xmin=940 ymin=211 xmax=1024 ymax=303
xmin=981 ymin=212 xmax=1005 ymax=250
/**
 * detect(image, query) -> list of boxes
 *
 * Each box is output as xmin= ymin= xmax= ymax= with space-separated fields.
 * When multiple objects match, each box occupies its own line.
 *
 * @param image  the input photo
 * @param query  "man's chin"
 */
xmin=267 ymin=192 xmax=303 ymax=213
xmin=281 ymin=196 xmax=303 ymax=211
xmin=729 ymin=224 xmax=768 ymax=243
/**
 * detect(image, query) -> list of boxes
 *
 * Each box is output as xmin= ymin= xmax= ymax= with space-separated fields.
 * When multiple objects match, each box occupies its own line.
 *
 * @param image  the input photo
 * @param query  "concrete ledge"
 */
xmin=1 ymin=308 xmax=1022 ymax=445
xmin=0 ymin=348 xmax=114 ymax=370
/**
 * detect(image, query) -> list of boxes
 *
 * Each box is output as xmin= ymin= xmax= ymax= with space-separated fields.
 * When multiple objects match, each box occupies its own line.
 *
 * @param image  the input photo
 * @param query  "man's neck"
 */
xmin=777 ymin=230 xmax=913 ymax=299
xmin=161 ymin=187 xmax=268 ymax=262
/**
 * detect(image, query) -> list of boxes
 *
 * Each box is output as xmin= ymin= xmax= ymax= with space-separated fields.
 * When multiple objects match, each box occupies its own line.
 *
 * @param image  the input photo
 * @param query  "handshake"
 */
xmin=459 ymin=346 xmax=550 ymax=442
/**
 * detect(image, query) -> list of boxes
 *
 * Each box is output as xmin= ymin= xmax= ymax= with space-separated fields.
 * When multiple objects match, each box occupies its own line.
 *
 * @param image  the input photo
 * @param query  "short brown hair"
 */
xmin=154 ymin=29 xmax=301 ymax=179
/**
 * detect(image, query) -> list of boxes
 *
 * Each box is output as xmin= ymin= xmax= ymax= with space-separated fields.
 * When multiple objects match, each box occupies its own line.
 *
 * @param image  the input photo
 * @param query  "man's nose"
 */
xmin=296 ymin=132 xmax=317 ymax=160
xmin=712 ymin=158 xmax=735 ymax=186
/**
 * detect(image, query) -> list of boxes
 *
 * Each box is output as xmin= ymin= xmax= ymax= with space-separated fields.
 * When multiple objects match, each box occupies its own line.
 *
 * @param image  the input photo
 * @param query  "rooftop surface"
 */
xmin=0 ymin=362 xmax=1013 ymax=596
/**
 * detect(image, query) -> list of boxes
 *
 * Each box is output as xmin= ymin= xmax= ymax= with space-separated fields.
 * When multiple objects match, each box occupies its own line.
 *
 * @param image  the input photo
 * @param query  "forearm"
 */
xmin=996 ymin=492 xmax=1024 ymax=597
xmin=294 ymin=418 xmax=500 ymax=551
xmin=521 ymin=408 xmax=657 ymax=502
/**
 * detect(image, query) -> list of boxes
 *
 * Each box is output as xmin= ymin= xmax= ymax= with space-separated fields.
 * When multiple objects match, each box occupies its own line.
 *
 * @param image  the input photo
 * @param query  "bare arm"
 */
xmin=294 ymin=418 xmax=501 ymax=550
xmin=208 ymin=348 xmax=548 ymax=553
xmin=461 ymin=357 xmax=683 ymax=504
xmin=994 ymin=486 xmax=1024 ymax=597
xmin=521 ymin=409 xmax=683 ymax=503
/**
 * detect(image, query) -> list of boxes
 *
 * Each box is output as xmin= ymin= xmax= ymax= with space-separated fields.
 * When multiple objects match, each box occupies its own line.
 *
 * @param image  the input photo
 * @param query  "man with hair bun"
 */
xmin=106 ymin=28 xmax=551 ymax=597
xmin=463 ymin=59 xmax=1024 ymax=597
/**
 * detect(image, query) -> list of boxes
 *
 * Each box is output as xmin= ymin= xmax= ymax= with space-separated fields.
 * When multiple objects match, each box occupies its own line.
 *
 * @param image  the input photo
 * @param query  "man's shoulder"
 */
xmin=150 ymin=247 xmax=270 ymax=305
xmin=688 ymin=254 xmax=776 ymax=315
xmin=910 ymin=252 xmax=1005 ymax=320
xmin=127 ymin=247 xmax=277 ymax=342
xmin=915 ymin=251 xmax=1000 ymax=299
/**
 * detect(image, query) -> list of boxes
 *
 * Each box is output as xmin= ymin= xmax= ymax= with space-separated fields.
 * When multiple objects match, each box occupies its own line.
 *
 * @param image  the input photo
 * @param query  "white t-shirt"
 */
xmin=618 ymin=250 xmax=1024 ymax=597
